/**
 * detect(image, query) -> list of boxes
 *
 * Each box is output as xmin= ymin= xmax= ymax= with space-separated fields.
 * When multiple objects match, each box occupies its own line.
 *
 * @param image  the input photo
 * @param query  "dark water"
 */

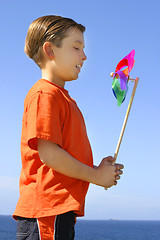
xmin=0 ymin=215 xmax=159 ymax=240
xmin=75 ymin=220 xmax=160 ymax=240
xmin=0 ymin=215 xmax=17 ymax=240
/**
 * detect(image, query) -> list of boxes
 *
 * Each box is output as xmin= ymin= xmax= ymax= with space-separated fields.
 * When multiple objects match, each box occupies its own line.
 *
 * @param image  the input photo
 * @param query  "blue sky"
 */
xmin=0 ymin=0 xmax=160 ymax=220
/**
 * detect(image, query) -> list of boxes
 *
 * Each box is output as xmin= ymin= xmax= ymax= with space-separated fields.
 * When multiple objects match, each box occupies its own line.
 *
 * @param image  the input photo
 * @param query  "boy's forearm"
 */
xmin=37 ymin=139 xmax=96 ymax=184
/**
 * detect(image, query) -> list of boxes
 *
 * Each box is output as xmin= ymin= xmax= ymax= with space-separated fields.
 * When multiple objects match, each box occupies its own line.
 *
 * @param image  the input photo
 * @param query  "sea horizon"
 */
xmin=1 ymin=214 xmax=159 ymax=221
xmin=0 ymin=215 xmax=160 ymax=240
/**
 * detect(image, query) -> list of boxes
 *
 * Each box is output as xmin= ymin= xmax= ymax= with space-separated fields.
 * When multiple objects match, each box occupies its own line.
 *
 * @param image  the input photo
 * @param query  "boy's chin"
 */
xmin=66 ymin=75 xmax=79 ymax=82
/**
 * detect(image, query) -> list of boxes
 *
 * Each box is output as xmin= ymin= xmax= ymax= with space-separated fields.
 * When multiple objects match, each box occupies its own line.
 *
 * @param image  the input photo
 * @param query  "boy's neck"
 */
xmin=41 ymin=70 xmax=65 ymax=88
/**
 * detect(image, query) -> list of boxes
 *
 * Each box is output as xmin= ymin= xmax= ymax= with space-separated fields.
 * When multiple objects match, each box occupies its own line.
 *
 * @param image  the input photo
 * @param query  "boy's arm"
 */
xmin=37 ymin=139 xmax=123 ymax=188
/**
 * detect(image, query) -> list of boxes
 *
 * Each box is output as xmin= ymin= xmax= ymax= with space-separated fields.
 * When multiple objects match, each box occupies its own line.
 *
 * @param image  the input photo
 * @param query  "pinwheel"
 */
xmin=111 ymin=49 xmax=135 ymax=106
xmin=111 ymin=50 xmax=139 ymax=161
xmin=105 ymin=50 xmax=139 ymax=190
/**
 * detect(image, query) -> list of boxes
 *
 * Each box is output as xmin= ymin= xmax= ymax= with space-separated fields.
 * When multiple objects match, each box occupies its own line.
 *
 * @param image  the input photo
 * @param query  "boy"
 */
xmin=13 ymin=15 xmax=124 ymax=240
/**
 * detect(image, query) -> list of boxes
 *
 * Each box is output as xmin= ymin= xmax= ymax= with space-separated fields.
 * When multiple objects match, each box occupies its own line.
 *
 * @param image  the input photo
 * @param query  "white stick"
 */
xmin=105 ymin=77 xmax=139 ymax=190
xmin=113 ymin=77 xmax=139 ymax=163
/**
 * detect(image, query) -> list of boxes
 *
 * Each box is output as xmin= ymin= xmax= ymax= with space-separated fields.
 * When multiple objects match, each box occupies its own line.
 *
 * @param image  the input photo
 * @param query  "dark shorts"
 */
xmin=17 ymin=211 xmax=76 ymax=240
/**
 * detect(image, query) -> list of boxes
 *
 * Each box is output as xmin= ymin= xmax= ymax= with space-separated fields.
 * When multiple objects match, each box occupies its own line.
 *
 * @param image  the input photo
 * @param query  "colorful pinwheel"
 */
xmin=112 ymin=50 xmax=135 ymax=106
xmin=109 ymin=50 xmax=139 ymax=163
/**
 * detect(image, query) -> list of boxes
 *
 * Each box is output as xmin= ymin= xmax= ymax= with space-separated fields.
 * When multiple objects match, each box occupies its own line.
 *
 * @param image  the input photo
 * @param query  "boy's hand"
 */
xmin=38 ymin=139 xmax=124 ymax=188
xmin=95 ymin=156 xmax=124 ymax=188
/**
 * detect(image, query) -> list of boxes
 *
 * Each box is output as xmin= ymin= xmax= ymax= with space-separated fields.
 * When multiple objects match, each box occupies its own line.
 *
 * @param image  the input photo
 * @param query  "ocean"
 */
xmin=0 ymin=215 xmax=160 ymax=240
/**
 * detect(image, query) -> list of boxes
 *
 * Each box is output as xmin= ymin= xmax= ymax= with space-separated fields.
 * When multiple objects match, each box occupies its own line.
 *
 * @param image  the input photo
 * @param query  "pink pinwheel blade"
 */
xmin=126 ymin=49 xmax=135 ymax=72
xmin=115 ymin=50 xmax=135 ymax=75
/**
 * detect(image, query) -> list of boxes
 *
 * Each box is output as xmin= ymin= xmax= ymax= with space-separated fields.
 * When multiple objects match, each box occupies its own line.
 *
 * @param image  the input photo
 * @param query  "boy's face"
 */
xmin=50 ymin=28 xmax=87 ymax=84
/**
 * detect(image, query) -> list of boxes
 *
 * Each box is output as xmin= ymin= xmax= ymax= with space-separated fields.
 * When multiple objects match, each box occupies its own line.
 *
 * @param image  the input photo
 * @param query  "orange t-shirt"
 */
xmin=13 ymin=79 xmax=93 ymax=219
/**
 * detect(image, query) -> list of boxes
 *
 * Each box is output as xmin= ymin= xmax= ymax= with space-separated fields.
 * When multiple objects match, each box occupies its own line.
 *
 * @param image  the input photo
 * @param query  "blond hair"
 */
xmin=24 ymin=15 xmax=85 ymax=67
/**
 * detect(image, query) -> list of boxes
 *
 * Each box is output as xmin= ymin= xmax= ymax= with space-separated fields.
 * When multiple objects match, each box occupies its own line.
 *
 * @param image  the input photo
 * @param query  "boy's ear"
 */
xmin=43 ymin=42 xmax=54 ymax=58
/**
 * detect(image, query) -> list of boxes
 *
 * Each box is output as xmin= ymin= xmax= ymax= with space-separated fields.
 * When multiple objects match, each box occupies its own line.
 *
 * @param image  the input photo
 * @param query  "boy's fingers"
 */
xmin=115 ymin=175 xmax=121 ymax=180
xmin=103 ymin=156 xmax=115 ymax=164
xmin=116 ymin=170 xmax=123 ymax=175
xmin=115 ymin=163 xmax=124 ymax=170
xmin=114 ymin=180 xmax=117 ymax=185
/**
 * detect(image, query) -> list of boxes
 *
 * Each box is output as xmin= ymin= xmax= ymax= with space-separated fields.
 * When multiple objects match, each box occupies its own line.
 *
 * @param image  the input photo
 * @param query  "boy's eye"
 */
xmin=74 ymin=47 xmax=79 ymax=50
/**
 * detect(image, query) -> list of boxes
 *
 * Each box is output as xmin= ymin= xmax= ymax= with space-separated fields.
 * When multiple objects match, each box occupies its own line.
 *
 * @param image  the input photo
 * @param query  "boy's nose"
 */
xmin=82 ymin=51 xmax=87 ymax=61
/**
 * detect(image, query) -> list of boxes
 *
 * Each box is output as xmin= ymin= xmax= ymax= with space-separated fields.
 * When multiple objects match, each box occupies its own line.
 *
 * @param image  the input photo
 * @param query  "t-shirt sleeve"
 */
xmin=26 ymin=92 xmax=63 ymax=150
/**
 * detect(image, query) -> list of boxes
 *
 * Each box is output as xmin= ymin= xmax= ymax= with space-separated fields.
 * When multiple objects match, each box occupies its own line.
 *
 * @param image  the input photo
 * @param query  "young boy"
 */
xmin=13 ymin=15 xmax=124 ymax=240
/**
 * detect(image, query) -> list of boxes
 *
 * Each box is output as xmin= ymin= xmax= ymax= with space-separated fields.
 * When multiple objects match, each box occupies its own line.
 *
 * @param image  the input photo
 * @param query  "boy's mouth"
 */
xmin=76 ymin=65 xmax=82 ymax=71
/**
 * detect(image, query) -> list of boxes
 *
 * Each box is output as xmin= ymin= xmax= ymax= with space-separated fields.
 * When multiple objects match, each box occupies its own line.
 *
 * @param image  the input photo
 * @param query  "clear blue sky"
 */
xmin=0 ymin=0 xmax=160 ymax=220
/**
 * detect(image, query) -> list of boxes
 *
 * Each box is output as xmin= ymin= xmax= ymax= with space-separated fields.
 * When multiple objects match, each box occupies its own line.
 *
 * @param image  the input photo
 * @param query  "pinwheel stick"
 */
xmin=113 ymin=77 xmax=139 ymax=163
xmin=105 ymin=76 xmax=139 ymax=191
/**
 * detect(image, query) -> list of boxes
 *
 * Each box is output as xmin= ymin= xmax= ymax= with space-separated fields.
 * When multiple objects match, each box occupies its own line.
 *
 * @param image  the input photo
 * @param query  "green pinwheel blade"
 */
xmin=112 ymin=78 xmax=128 ymax=106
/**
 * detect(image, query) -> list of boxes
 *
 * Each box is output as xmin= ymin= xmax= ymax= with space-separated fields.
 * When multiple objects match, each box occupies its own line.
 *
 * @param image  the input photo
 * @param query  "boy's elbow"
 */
xmin=37 ymin=138 xmax=58 ymax=167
